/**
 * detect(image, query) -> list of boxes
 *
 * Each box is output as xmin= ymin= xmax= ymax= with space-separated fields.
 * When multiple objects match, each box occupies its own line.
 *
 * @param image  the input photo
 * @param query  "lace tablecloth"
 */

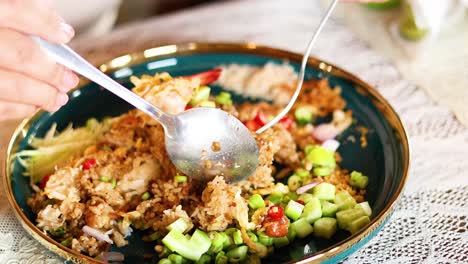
xmin=1 ymin=0 xmax=467 ymax=263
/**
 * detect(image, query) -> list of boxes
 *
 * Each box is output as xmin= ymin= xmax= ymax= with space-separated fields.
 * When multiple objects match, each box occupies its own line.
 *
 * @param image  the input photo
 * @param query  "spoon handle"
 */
xmin=255 ymin=0 xmax=339 ymax=134
xmin=32 ymin=37 xmax=174 ymax=125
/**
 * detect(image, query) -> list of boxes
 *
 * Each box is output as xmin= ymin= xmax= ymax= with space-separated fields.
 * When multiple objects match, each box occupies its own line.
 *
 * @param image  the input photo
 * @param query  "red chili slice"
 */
xmin=185 ymin=68 xmax=222 ymax=86
xmin=39 ymin=174 xmax=51 ymax=189
xmin=279 ymin=115 xmax=294 ymax=130
xmin=184 ymin=104 xmax=192 ymax=111
xmin=268 ymin=205 xmax=284 ymax=220
xmin=296 ymin=200 xmax=305 ymax=205
xmin=82 ymin=159 xmax=96 ymax=170
xmin=254 ymin=111 xmax=269 ymax=126
xmin=244 ymin=120 xmax=260 ymax=131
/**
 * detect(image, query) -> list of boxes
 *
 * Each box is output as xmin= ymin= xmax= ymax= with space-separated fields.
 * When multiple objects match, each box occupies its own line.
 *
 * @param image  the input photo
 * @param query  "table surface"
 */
xmin=1 ymin=0 xmax=467 ymax=263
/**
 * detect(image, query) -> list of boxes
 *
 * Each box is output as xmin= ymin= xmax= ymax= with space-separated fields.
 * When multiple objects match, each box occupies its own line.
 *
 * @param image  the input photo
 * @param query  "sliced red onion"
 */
xmin=82 ymin=225 xmax=113 ymax=244
xmin=103 ymin=252 xmax=125 ymax=262
xmin=322 ymin=139 xmax=340 ymax=152
xmin=296 ymin=180 xmax=322 ymax=194
xmin=312 ymin=124 xmax=339 ymax=142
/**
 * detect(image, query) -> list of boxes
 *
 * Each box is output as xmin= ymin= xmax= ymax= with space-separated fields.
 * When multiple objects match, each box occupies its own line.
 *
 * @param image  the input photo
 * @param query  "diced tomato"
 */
xmin=268 ymin=205 xmax=284 ymax=220
xmin=254 ymin=111 xmax=269 ymax=126
xmin=279 ymin=115 xmax=294 ymax=130
xmin=244 ymin=120 xmax=260 ymax=131
xmin=39 ymin=175 xmax=51 ymax=189
xmin=185 ymin=68 xmax=222 ymax=86
xmin=296 ymin=200 xmax=305 ymax=205
xmin=184 ymin=104 xmax=192 ymax=111
xmin=82 ymin=159 xmax=96 ymax=170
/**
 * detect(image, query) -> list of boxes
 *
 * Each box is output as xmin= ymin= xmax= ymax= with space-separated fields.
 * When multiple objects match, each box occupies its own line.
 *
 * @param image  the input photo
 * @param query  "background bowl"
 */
xmin=4 ymin=43 xmax=409 ymax=264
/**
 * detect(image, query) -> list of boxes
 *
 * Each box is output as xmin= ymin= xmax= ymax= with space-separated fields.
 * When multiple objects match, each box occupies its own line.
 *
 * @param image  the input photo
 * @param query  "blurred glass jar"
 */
xmin=53 ymin=0 xmax=122 ymax=37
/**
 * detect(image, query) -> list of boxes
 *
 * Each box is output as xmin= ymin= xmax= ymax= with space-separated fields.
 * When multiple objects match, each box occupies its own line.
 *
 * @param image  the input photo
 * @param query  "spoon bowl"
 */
xmin=33 ymin=37 xmax=260 ymax=182
xmin=166 ymin=107 xmax=259 ymax=182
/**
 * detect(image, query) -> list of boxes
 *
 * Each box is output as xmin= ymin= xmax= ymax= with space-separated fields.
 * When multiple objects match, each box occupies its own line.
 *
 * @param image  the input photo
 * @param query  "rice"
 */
xmin=26 ymin=65 xmax=366 ymax=260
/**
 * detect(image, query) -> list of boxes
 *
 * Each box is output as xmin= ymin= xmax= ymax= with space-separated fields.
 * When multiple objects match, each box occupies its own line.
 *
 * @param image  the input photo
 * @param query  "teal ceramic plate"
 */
xmin=4 ymin=43 xmax=409 ymax=264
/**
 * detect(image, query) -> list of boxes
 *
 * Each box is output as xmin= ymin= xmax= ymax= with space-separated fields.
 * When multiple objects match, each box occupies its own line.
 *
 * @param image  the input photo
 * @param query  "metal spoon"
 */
xmin=256 ymin=0 xmax=339 ymax=134
xmin=33 ymin=37 xmax=259 ymax=182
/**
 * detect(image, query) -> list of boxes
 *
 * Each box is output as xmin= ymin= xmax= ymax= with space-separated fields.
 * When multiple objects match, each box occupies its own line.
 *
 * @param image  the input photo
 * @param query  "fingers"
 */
xmin=0 ymin=29 xmax=79 ymax=92
xmin=0 ymin=28 xmax=79 ymax=92
xmin=0 ymin=68 xmax=68 ymax=112
xmin=0 ymin=0 xmax=74 ymax=43
xmin=0 ymin=100 xmax=37 ymax=121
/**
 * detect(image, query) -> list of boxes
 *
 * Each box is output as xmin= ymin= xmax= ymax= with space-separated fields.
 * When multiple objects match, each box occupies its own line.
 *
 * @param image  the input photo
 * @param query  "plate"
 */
xmin=4 ymin=43 xmax=409 ymax=264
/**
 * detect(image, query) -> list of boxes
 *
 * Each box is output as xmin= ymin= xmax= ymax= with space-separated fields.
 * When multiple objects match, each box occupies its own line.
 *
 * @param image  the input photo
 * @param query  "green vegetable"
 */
xmin=336 ymin=207 xmax=367 ymax=230
xmin=285 ymin=200 xmax=304 ymax=221
xmin=141 ymin=192 xmax=151 ymax=200
xmin=169 ymin=253 xmax=186 ymax=264
xmin=313 ymin=217 xmax=337 ymax=239
xmin=209 ymin=232 xmax=227 ymax=253
xmin=174 ymin=175 xmax=188 ymax=183
xmin=162 ymin=229 xmax=211 ymax=261
xmin=15 ymin=120 xmax=111 ymax=184
xmin=313 ymin=167 xmax=332 ymax=177
xmin=266 ymin=192 xmax=283 ymax=205
xmin=60 ymin=237 xmax=72 ymax=247
xmin=355 ymin=202 xmax=372 ymax=217
xmin=167 ymin=218 xmax=190 ymax=233
xmin=350 ymin=171 xmax=369 ymax=189
xmin=196 ymin=254 xmax=212 ymax=264
xmin=99 ymin=176 xmax=110 ymax=182
xmin=312 ymin=183 xmax=336 ymax=201
xmin=273 ymin=236 xmax=289 ymax=248
xmin=287 ymin=226 xmax=297 ymax=241
xmin=298 ymin=193 xmax=315 ymax=204
xmin=302 ymin=197 xmax=322 ymax=223
xmin=248 ymin=194 xmax=265 ymax=209
xmin=215 ymin=251 xmax=228 ymax=264
xmin=190 ymin=86 xmax=211 ymax=106
xmin=199 ymin=101 xmax=216 ymax=107
xmin=111 ymin=178 xmax=117 ymax=188
xmin=247 ymin=231 xmax=258 ymax=243
xmin=158 ymin=258 xmax=171 ymax=264
xmin=287 ymin=175 xmax=302 ymax=191
xmin=233 ymin=229 xmax=243 ymax=245
xmin=320 ymin=200 xmax=339 ymax=217
xmin=291 ymin=218 xmax=314 ymax=238
xmin=295 ymin=168 xmax=310 ymax=178
xmin=305 ymin=146 xmax=336 ymax=176
xmin=257 ymin=231 xmax=273 ymax=246
xmin=226 ymin=246 xmax=248 ymax=261
xmin=335 ymin=191 xmax=357 ymax=211
xmin=49 ymin=226 xmax=65 ymax=237
xmin=347 ymin=215 xmax=370 ymax=234
xmin=294 ymin=106 xmax=313 ymax=125
xmin=304 ymin=145 xmax=316 ymax=155
xmin=146 ymin=231 xmax=161 ymax=241
xmin=215 ymin=92 xmax=233 ymax=106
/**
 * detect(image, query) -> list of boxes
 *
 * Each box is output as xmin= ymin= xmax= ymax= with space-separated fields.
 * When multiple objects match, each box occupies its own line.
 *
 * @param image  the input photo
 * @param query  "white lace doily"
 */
xmin=0 ymin=0 xmax=467 ymax=263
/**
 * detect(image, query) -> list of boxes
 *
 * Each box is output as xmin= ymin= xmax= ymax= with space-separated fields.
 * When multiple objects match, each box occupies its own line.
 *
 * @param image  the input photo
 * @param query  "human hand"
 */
xmin=0 ymin=0 xmax=79 ymax=121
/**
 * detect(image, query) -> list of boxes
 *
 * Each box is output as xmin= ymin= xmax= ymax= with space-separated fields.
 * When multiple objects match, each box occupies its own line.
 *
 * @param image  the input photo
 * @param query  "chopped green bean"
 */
xmin=226 ymin=245 xmax=248 ymax=261
xmin=190 ymin=86 xmax=211 ymax=106
xmin=294 ymin=106 xmax=313 ymax=125
xmin=285 ymin=200 xmax=304 ymax=221
xmin=141 ymin=192 xmax=151 ymax=200
xmin=215 ymin=92 xmax=233 ymax=105
xmin=313 ymin=217 xmax=337 ymax=239
xmin=287 ymin=175 xmax=302 ymax=191
xmin=99 ymin=176 xmax=110 ymax=182
xmin=350 ymin=171 xmax=369 ymax=189
xmin=248 ymin=194 xmax=265 ymax=209
xmin=111 ymin=178 xmax=117 ymax=188
xmin=158 ymin=258 xmax=171 ymax=264
xmin=174 ymin=175 xmax=188 ymax=183
xmin=233 ymin=229 xmax=243 ymax=245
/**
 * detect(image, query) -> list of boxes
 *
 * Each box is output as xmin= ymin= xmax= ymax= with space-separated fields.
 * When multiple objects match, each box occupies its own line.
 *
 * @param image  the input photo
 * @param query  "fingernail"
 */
xmin=56 ymin=93 xmax=69 ymax=107
xmin=60 ymin=22 xmax=75 ymax=41
xmin=62 ymin=70 xmax=79 ymax=90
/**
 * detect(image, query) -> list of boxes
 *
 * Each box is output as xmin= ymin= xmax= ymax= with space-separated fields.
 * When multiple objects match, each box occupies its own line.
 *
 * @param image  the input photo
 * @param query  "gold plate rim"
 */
xmin=3 ymin=42 xmax=410 ymax=264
